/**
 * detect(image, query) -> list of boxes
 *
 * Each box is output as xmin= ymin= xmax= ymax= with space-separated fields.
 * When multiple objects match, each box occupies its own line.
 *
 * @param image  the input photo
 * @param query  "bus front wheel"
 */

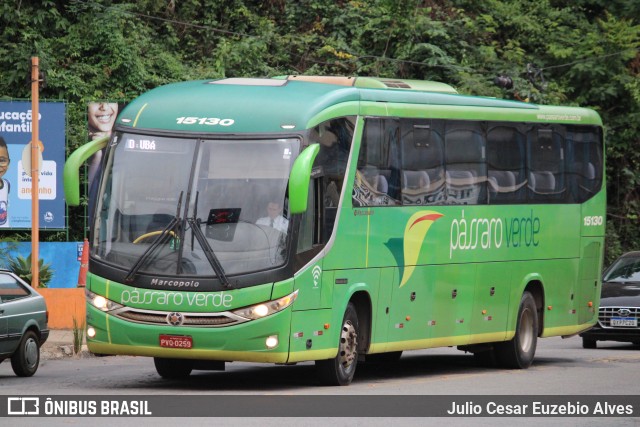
xmin=496 ymin=291 xmax=538 ymax=369
xmin=316 ymin=302 xmax=359 ymax=386
xmin=154 ymin=357 xmax=193 ymax=379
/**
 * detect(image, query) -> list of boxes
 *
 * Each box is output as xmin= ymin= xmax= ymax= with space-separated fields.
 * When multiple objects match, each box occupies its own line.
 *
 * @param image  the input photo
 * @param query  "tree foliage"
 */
xmin=0 ymin=0 xmax=638 ymax=263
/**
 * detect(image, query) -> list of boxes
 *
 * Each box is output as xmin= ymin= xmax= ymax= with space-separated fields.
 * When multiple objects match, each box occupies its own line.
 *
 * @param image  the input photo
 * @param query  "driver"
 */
xmin=256 ymin=201 xmax=288 ymax=233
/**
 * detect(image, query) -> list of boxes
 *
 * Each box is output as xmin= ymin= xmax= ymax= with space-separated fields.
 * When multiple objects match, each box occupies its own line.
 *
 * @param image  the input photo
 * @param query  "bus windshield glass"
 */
xmin=93 ymin=133 xmax=300 ymax=279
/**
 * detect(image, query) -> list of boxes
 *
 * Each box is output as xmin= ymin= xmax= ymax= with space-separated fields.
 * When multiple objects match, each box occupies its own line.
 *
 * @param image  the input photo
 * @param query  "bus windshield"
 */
xmin=93 ymin=133 xmax=300 ymax=280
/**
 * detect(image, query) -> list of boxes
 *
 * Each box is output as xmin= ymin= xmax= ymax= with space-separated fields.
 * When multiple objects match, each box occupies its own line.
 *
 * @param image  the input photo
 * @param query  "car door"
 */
xmin=0 ymin=295 xmax=8 ymax=355
xmin=0 ymin=273 xmax=31 ymax=355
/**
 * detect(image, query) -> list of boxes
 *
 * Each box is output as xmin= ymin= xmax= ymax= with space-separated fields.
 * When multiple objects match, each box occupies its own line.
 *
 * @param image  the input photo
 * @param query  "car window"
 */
xmin=0 ymin=274 xmax=30 ymax=302
xmin=604 ymin=256 xmax=640 ymax=283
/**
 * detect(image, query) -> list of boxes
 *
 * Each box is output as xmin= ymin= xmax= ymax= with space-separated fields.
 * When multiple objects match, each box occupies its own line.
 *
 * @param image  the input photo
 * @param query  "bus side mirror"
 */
xmin=63 ymin=135 xmax=109 ymax=206
xmin=288 ymin=143 xmax=320 ymax=214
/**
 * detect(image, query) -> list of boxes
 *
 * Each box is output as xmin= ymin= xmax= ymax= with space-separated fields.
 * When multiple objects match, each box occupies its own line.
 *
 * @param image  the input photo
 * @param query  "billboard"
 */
xmin=0 ymin=101 xmax=66 ymax=229
xmin=87 ymin=102 xmax=124 ymax=187
xmin=86 ymin=102 xmax=126 ymax=221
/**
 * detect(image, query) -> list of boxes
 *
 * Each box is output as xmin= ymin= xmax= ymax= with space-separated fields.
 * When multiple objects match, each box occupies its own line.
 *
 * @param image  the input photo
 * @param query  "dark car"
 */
xmin=580 ymin=251 xmax=640 ymax=349
xmin=0 ymin=269 xmax=49 ymax=376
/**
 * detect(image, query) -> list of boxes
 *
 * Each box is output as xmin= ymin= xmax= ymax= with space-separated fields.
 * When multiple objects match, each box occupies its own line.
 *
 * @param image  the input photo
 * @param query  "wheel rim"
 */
xmin=518 ymin=307 xmax=534 ymax=353
xmin=24 ymin=337 xmax=38 ymax=369
xmin=338 ymin=320 xmax=358 ymax=373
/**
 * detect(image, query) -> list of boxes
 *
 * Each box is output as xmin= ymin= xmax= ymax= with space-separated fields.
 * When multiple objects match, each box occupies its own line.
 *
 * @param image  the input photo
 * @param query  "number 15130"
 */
xmin=583 ymin=215 xmax=603 ymax=226
xmin=176 ymin=117 xmax=234 ymax=126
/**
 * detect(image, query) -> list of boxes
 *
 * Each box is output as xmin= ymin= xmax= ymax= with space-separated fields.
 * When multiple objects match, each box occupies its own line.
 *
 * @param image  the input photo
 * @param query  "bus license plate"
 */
xmin=610 ymin=318 xmax=637 ymax=327
xmin=159 ymin=335 xmax=193 ymax=349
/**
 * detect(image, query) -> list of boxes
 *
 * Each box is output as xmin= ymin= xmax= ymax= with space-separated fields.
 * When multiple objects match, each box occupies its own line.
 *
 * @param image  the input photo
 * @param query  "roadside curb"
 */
xmin=41 ymin=329 xmax=92 ymax=360
xmin=41 ymin=344 xmax=93 ymax=360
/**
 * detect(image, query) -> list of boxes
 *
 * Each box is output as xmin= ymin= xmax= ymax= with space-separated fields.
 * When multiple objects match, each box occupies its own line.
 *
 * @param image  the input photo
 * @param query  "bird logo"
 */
xmin=399 ymin=211 xmax=443 ymax=287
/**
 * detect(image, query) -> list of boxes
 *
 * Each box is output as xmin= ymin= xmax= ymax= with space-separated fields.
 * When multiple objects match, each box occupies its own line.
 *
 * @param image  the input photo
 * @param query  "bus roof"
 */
xmin=277 ymin=75 xmax=459 ymax=93
xmin=116 ymin=77 xmax=602 ymax=134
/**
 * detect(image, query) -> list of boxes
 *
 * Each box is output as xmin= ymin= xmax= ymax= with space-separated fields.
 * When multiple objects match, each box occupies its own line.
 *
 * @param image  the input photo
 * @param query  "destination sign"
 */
xmin=122 ymin=136 xmax=190 ymax=154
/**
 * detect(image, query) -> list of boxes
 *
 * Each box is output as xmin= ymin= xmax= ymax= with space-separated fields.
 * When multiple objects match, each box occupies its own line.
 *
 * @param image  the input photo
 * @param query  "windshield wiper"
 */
xmin=185 ymin=190 xmax=232 ymax=289
xmin=190 ymin=191 xmax=199 ymax=252
xmin=186 ymin=216 xmax=233 ymax=289
xmin=124 ymin=192 xmax=183 ymax=283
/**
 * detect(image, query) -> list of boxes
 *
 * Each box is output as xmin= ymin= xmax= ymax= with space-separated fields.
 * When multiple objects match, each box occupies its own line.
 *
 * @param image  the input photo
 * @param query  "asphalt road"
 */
xmin=2 ymin=335 xmax=640 ymax=394
xmin=1 ymin=335 xmax=639 ymax=426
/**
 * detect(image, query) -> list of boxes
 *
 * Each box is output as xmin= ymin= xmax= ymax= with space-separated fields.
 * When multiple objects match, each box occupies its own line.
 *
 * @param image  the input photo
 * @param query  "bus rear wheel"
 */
xmin=316 ymin=302 xmax=359 ymax=386
xmin=154 ymin=357 xmax=193 ymax=379
xmin=496 ymin=291 xmax=538 ymax=369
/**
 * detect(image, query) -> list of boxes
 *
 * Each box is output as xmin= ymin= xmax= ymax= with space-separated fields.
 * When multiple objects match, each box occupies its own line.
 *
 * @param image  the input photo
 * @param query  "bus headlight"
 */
xmin=86 ymin=290 xmax=124 ymax=312
xmin=232 ymin=290 xmax=298 ymax=320
xmin=265 ymin=335 xmax=279 ymax=349
xmin=87 ymin=326 xmax=96 ymax=338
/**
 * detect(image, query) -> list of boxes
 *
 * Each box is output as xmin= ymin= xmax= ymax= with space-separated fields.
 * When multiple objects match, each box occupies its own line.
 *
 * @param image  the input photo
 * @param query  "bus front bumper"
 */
xmin=85 ymin=304 xmax=291 ymax=363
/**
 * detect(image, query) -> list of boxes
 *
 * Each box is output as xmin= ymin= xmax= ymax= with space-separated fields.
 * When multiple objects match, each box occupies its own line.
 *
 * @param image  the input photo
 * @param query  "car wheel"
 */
xmin=582 ymin=338 xmax=597 ymax=349
xmin=11 ymin=330 xmax=41 ymax=377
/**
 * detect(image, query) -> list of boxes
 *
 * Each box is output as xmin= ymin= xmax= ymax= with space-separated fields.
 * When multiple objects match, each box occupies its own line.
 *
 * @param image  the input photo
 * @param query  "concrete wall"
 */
xmin=1 ymin=241 xmax=83 ymax=288
xmin=2 ymin=242 xmax=85 ymax=328
xmin=38 ymin=288 xmax=86 ymax=329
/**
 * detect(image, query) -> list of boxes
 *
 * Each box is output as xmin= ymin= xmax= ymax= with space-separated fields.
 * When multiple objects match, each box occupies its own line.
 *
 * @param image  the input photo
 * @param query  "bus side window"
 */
xmin=487 ymin=124 xmax=527 ymax=204
xmin=297 ymin=117 xmax=355 ymax=264
xmin=353 ymin=118 xmax=401 ymax=206
xmin=400 ymin=120 xmax=445 ymax=205
xmin=565 ymin=126 xmax=603 ymax=203
xmin=528 ymin=127 xmax=566 ymax=202
xmin=445 ymin=121 xmax=487 ymax=205
xmin=296 ymin=180 xmax=317 ymax=254
xmin=419 ymin=124 xmax=445 ymax=200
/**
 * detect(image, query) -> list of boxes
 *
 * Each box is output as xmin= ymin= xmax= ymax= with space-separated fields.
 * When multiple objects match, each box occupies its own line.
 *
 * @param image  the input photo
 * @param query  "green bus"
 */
xmin=64 ymin=76 xmax=605 ymax=385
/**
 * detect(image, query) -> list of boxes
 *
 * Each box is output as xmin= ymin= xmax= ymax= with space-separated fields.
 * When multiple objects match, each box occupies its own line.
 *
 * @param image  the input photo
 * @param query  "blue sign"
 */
xmin=0 ymin=101 xmax=66 ymax=229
